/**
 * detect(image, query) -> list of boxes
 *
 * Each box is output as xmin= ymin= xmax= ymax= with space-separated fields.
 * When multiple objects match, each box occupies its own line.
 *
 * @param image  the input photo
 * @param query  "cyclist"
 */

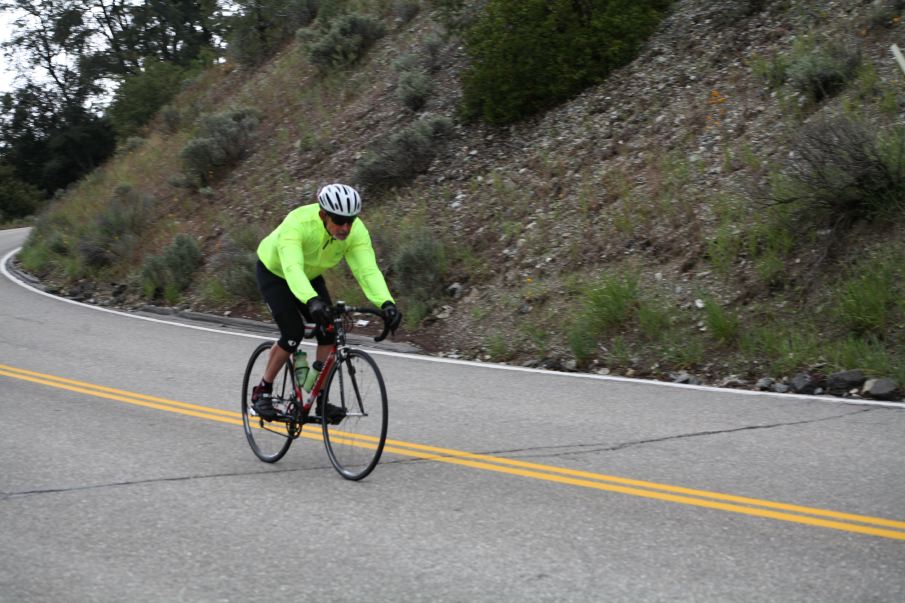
xmin=251 ymin=183 xmax=402 ymax=420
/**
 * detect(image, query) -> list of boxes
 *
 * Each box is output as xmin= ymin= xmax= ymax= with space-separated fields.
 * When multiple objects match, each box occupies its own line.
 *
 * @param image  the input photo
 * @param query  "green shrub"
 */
xmin=461 ymin=0 xmax=671 ymax=124
xmin=209 ymin=229 xmax=263 ymax=301
xmin=77 ymin=184 xmax=154 ymax=269
xmin=485 ymin=332 xmax=516 ymax=361
xmin=584 ymin=274 xmax=641 ymax=335
xmin=659 ymin=334 xmax=706 ymax=369
xmin=392 ymin=49 xmax=440 ymax=102
xmin=221 ymin=254 xmax=259 ymax=300
xmin=392 ymin=54 xmax=420 ymax=73
xmin=165 ymin=234 xmax=204 ymax=291
xmin=703 ymin=298 xmax=739 ymax=345
xmin=307 ymin=13 xmax=387 ymax=72
xmin=353 ymin=116 xmax=453 ymax=190
xmin=391 ymin=229 xmax=447 ymax=302
xmin=786 ymin=41 xmax=860 ymax=104
xmin=397 ymin=69 xmax=432 ymax=111
xmin=180 ymin=138 xmax=227 ymax=186
xmin=567 ymin=273 xmax=642 ymax=364
xmin=141 ymin=234 xmax=203 ymax=300
xmin=637 ymin=300 xmax=673 ymax=341
xmin=827 ymin=337 xmax=905 ymax=383
xmin=314 ymin=0 xmax=351 ymax=24
xmin=18 ymin=237 xmax=52 ymax=274
xmin=18 ymin=213 xmax=72 ymax=274
xmin=199 ymin=109 xmax=260 ymax=162
xmin=772 ymin=116 xmax=905 ymax=226
xmin=750 ymin=53 xmax=789 ymax=90
xmin=833 ymin=253 xmax=903 ymax=336
xmin=707 ymin=224 xmax=743 ymax=277
xmin=739 ymin=325 xmax=821 ymax=376
xmin=742 ymin=205 xmax=794 ymax=286
xmin=141 ymin=255 xmax=170 ymax=299
xmin=565 ymin=327 xmax=595 ymax=367
xmin=180 ymin=108 xmax=260 ymax=186
xmin=423 ymin=31 xmax=445 ymax=70
xmin=522 ymin=323 xmax=551 ymax=355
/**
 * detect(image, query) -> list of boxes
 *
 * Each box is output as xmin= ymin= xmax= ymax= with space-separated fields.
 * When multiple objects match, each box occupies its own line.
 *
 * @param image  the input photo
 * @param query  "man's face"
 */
xmin=322 ymin=210 xmax=355 ymax=240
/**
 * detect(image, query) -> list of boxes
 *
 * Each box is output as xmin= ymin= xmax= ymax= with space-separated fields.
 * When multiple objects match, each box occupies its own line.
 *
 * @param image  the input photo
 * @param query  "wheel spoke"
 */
xmin=348 ymin=370 xmax=367 ymax=415
xmin=322 ymin=350 xmax=387 ymax=480
xmin=242 ymin=342 xmax=295 ymax=463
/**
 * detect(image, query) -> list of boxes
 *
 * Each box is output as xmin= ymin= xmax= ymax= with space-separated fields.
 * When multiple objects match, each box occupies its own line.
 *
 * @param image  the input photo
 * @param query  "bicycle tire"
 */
xmin=242 ymin=341 xmax=294 ymax=463
xmin=321 ymin=349 xmax=388 ymax=480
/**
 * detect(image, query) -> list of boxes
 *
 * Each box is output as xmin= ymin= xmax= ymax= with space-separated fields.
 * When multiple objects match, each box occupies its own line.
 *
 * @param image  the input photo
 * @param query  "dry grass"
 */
xmin=15 ymin=0 xmax=905 ymax=393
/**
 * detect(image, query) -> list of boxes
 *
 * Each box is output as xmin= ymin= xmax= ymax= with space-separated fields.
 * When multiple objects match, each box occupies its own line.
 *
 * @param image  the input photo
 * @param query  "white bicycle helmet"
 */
xmin=317 ymin=183 xmax=362 ymax=216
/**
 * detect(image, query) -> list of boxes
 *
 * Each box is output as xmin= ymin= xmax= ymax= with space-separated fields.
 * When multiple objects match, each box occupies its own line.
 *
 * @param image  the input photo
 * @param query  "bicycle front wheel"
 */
xmin=322 ymin=349 xmax=388 ymax=480
xmin=242 ymin=341 xmax=294 ymax=463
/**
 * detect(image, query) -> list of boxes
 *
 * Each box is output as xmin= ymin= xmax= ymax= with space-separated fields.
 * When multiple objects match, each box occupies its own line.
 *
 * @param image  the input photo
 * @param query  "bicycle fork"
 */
xmin=339 ymin=354 xmax=369 ymax=418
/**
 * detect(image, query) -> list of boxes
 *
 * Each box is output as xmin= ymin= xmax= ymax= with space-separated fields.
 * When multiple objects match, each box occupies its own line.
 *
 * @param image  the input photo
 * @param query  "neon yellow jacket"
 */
xmin=257 ymin=204 xmax=394 ymax=306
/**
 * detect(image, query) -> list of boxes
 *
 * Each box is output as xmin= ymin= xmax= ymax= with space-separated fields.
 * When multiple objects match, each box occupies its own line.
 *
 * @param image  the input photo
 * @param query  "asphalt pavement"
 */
xmin=2 ymin=226 xmax=904 ymax=602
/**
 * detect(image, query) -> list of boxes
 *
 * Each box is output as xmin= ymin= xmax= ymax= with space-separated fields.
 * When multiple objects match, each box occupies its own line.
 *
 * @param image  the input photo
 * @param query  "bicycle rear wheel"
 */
xmin=242 ymin=341 xmax=295 ymax=463
xmin=322 ymin=349 xmax=388 ymax=480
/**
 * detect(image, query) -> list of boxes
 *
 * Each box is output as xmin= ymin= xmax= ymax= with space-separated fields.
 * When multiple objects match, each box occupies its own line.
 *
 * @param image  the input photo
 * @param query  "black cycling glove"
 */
xmin=307 ymin=297 xmax=332 ymax=327
xmin=382 ymin=301 xmax=402 ymax=332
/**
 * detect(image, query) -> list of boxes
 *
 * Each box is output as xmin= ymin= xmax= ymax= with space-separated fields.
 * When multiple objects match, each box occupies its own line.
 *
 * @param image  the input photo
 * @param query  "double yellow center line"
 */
xmin=3 ymin=362 xmax=905 ymax=541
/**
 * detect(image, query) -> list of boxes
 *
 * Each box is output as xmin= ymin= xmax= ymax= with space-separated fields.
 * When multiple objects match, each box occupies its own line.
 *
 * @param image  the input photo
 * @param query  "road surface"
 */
xmin=1 ymin=227 xmax=903 ymax=602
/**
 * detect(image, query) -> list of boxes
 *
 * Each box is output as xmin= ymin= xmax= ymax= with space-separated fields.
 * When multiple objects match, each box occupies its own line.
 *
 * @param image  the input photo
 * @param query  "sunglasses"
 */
xmin=327 ymin=213 xmax=356 ymax=226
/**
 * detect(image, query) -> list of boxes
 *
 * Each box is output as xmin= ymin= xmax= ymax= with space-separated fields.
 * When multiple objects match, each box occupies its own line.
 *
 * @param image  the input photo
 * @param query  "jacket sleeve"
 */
xmin=345 ymin=228 xmax=394 ymax=307
xmin=277 ymin=222 xmax=318 ymax=304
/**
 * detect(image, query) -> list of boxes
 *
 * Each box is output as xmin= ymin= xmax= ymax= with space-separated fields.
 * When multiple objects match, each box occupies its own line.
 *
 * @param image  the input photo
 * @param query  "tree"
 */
xmin=227 ymin=0 xmax=318 ymax=66
xmin=0 ymin=0 xmax=227 ymax=202
xmin=0 ymin=162 xmax=43 ymax=220
xmin=0 ymin=1 xmax=114 ymax=196
xmin=1 ymin=84 xmax=115 ymax=194
xmin=1 ymin=0 xmax=106 ymax=107
xmin=107 ymin=59 xmax=187 ymax=137
xmin=125 ymin=0 xmax=223 ymax=67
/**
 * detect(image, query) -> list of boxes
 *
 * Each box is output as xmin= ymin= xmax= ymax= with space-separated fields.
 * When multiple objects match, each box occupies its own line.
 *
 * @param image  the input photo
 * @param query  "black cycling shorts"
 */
xmin=256 ymin=260 xmax=335 ymax=350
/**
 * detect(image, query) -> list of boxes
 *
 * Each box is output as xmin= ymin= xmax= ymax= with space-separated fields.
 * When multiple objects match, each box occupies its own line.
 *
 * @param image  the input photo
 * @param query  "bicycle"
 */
xmin=241 ymin=301 xmax=390 ymax=480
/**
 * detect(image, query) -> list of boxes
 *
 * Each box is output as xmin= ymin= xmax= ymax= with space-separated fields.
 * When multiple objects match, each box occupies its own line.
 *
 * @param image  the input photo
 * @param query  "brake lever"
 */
xmin=374 ymin=312 xmax=390 ymax=342
xmin=374 ymin=313 xmax=391 ymax=343
xmin=345 ymin=306 xmax=392 ymax=342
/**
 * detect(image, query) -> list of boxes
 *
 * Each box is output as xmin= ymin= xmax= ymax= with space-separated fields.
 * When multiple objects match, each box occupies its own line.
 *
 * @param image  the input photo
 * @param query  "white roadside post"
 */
xmin=892 ymin=44 xmax=905 ymax=76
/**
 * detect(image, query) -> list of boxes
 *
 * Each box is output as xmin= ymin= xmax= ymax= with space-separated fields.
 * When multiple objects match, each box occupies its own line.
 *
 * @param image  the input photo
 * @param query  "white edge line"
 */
xmin=4 ymin=245 xmax=903 ymax=410
xmin=2 ymin=245 xmax=270 ymax=342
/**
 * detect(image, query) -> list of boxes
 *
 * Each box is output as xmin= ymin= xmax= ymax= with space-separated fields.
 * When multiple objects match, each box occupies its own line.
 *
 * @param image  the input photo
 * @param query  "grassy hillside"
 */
xmin=15 ymin=0 xmax=905 ymax=398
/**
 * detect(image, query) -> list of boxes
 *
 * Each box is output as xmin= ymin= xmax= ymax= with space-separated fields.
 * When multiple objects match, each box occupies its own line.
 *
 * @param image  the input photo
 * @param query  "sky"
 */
xmin=1 ymin=8 xmax=20 ymax=94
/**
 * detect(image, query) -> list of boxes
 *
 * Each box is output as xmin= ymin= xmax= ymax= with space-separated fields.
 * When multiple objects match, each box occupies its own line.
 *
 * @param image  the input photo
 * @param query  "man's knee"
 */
xmin=273 ymin=310 xmax=305 ymax=352
xmin=315 ymin=329 xmax=336 ymax=346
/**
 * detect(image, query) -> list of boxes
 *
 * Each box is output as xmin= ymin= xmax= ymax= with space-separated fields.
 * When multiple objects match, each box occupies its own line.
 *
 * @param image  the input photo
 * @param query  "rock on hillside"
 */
xmin=23 ymin=0 xmax=905 ymax=401
xmin=375 ymin=1 xmax=904 ymax=392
